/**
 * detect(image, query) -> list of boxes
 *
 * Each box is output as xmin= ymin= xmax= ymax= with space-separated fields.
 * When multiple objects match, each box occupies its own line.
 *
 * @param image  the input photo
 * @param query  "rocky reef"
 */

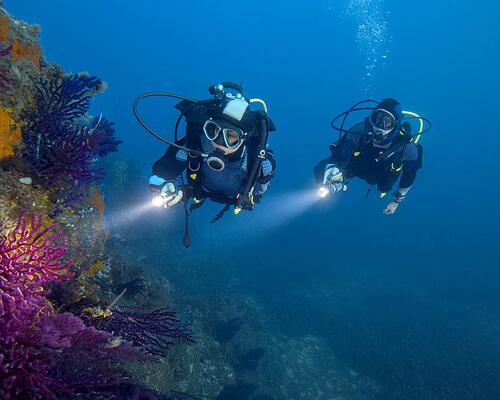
xmin=0 ymin=6 xmax=192 ymax=400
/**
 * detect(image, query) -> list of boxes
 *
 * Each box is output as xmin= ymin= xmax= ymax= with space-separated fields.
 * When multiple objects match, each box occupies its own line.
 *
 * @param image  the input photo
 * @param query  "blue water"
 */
xmin=7 ymin=0 xmax=500 ymax=399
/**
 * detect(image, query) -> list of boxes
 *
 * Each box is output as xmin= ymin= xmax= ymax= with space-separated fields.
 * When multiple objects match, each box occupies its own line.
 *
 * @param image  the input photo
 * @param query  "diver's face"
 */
xmin=212 ymin=138 xmax=245 ymax=155
xmin=203 ymin=119 xmax=246 ymax=155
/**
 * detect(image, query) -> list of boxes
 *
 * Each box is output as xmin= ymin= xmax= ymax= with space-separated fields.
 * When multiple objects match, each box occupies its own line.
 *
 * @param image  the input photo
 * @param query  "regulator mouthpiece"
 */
xmin=206 ymin=156 xmax=226 ymax=171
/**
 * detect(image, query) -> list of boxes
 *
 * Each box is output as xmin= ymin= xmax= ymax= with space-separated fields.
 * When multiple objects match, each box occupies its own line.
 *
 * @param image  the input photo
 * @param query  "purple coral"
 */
xmin=0 ymin=279 xmax=59 ymax=399
xmin=45 ymin=313 xmax=147 ymax=392
xmin=22 ymin=73 xmax=121 ymax=194
xmin=97 ymin=307 xmax=194 ymax=357
xmin=0 ymin=44 xmax=12 ymax=57
xmin=0 ymin=213 xmax=190 ymax=399
xmin=91 ymin=116 xmax=123 ymax=157
xmin=32 ymin=124 xmax=106 ymax=187
xmin=0 ymin=212 xmax=71 ymax=398
xmin=25 ymin=73 xmax=104 ymax=132
xmin=0 ymin=211 xmax=73 ymax=288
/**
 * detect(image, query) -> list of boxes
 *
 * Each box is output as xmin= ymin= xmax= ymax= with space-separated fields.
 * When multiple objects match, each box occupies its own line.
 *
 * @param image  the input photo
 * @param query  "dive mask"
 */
xmin=370 ymin=109 xmax=396 ymax=143
xmin=203 ymin=119 xmax=245 ymax=150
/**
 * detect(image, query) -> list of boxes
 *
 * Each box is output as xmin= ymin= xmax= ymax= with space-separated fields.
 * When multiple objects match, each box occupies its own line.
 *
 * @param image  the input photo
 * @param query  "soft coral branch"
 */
xmin=0 ymin=211 xmax=73 ymax=288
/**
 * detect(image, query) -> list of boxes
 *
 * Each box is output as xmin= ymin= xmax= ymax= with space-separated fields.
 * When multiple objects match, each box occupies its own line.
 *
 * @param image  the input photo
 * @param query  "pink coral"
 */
xmin=0 ymin=211 xmax=73 ymax=289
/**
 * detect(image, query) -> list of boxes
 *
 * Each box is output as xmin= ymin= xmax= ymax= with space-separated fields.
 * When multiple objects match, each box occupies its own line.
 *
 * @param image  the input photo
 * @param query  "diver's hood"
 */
xmin=370 ymin=98 xmax=403 ymax=148
xmin=376 ymin=98 xmax=403 ymax=123
xmin=176 ymin=97 xmax=276 ymax=134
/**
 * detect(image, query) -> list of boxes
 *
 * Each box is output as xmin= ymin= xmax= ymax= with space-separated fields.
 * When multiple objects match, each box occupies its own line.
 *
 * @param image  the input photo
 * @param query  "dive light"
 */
xmin=317 ymin=182 xmax=347 ymax=198
xmin=152 ymin=193 xmax=173 ymax=208
xmin=317 ymin=186 xmax=331 ymax=198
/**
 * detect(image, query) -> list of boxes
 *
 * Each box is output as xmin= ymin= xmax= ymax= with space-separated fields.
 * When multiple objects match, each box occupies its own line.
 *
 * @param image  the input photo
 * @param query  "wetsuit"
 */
xmin=315 ymin=120 xmax=422 ymax=194
xmin=150 ymin=105 xmax=276 ymax=206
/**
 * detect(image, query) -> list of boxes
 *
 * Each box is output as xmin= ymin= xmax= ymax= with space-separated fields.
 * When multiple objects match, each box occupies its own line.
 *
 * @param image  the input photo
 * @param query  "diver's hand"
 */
xmin=236 ymin=194 xmax=255 ymax=211
xmin=383 ymin=201 xmax=399 ymax=215
xmin=160 ymin=182 xmax=183 ymax=207
xmin=323 ymin=164 xmax=344 ymax=186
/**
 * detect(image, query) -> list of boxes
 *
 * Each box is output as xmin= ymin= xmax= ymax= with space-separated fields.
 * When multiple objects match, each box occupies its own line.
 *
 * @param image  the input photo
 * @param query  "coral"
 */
xmin=0 ymin=278 xmax=58 ymax=399
xmin=0 ymin=42 xmax=9 ymax=56
xmin=91 ymin=186 xmax=106 ymax=216
xmin=91 ymin=115 xmax=122 ymax=157
xmin=24 ymin=73 xmax=103 ymax=133
xmin=0 ymin=108 xmax=21 ymax=160
xmin=86 ymin=259 xmax=105 ymax=278
xmin=94 ymin=274 xmax=147 ymax=298
xmin=22 ymin=73 xmax=119 ymax=192
xmin=11 ymin=38 xmax=41 ymax=70
xmin=0 ymin=213 xmax=179 ymax=399
xmin=0 ymin=15 xmax=9 ymax=43
xmin=46 ymin=312 xmax=148 ymax=392
xmin=0 ymin=211 xmax=72 ymax=288
xmin=0 ymin=212 xmax=70 ymax=399
xmin=92 ymin=307 xmax=194 ymax=357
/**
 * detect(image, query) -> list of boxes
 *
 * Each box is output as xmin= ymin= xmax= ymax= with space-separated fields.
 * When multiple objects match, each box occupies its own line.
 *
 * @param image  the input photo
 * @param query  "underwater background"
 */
xmin=3 ymin=0 xmax=500 ymax=399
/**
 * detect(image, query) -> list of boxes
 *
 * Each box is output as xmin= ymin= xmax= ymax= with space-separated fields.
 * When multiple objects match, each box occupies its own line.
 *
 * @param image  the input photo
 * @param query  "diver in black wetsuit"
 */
xmin=144 ymin=83 xmax=276 ymax=241
xmin=314 ymin=98 xmax=424 ymax=214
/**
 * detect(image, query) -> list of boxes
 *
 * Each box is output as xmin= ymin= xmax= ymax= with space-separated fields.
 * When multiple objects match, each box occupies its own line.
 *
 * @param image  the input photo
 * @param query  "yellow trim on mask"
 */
xmin=402 ymin=110 xmax=424 ymax=144
xmin=250 ymin=98 xmax=268 ymax=113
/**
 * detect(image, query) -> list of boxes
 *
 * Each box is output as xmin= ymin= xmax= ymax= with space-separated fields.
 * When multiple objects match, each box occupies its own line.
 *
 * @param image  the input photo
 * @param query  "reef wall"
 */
xmin=0 ymin=6 xmax=197 ymax=399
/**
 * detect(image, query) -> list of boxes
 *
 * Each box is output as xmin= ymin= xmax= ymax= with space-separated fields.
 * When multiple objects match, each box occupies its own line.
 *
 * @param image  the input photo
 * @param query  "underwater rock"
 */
xmin=235 ymin=347 xmax=266 ymax=372
xmin=18 ymin=175 xmax=31 ymax=184
xmin=215 ymin=381 xmax=258 ymax=400
xmin=257 ymin=334 xmax=380 ymax=399
xmin=215 ymin=317 xmax=244 ymax=344
xmin=0 ymin=6 xmax=43 ymax=116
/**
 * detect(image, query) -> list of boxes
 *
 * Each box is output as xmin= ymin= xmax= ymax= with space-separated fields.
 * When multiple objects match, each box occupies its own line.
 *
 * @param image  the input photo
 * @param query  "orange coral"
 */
xmin=11 ymin=39 xmax=41 ymax=70
xmin=91 ymin=187 xmax=105 ymax=216
xmin=86 ymin=260 xmax=105 ymax=278
xmin=0 ymin=15 xmax=9 ymax=43
xmin=0 ymin=108 xmax=21 ymax=160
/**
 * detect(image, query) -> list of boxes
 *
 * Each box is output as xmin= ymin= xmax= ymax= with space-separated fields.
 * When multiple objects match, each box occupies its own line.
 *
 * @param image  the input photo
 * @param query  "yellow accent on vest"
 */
xmin=234 ymin=207 xmax=242 ymax=215
xmin=249 ymin=98 xmax=268 ymax=113
xmin=190 ymin=173 xmax=197 ymax=180
xmin=354 ymin=151 xmax=361 ymax=157
xmin=380 ymin=192 xmax=387 ymax=198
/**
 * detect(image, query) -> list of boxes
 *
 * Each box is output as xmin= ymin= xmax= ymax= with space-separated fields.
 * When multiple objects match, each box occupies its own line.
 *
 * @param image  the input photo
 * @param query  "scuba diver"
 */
xmin=133 ymin=82 xmax=276 ymax=246
xmin=315 ymin=98 xmax=431 ymax=214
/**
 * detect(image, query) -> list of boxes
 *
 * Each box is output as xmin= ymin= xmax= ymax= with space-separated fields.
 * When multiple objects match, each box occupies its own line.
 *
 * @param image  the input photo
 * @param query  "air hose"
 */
xmin=132 ymin=92 xmax=208 ymax=157
xmin=237 ymin=111 xmax=269 ymax=209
